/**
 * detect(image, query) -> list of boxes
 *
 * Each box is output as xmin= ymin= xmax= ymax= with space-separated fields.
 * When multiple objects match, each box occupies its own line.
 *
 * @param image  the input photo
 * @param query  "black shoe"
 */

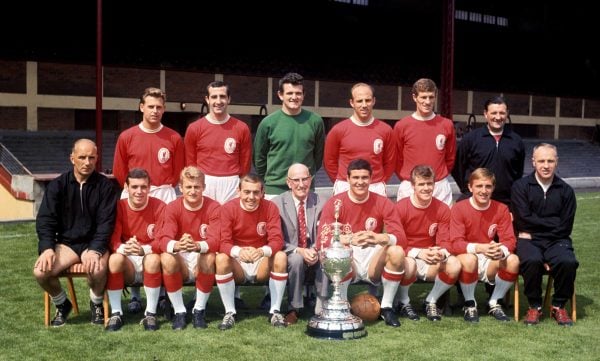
xmin=172 ymin=312 xmax=187 ymax=330
xmin=128 ymin=297 xmax=143 ymax=314
xmin=90 ymin=301 xmax=105 ymax=325
xmin=234 ymin=297 xmax=248 ymax=310
xmin=398 ymin=303 xmax=420 ymax=321
xmin=105 ymin=313 xmax=123 ymax=331
xmin=463 ymin=306 xmax=479 ymax=323
xmin=51 ymin=299 xmax=73 ymax=327
xmin=140 ymin=312 xmax=159 ymax=331
xmin=218 ymin=312 xmax=236 ymax=330
xmin=380 ymin=307 xmax=401 ymax=327
xmin=158 ymin=296 xmax=174 ymax=321
xmin=488 ymin=304 xmax=510 ymax=322
xmin=192 ymin=309 xmax=207 ymax=329
xmin=259 ymin=295 xmax=271 ymax=311
xmin=425 ymin=302 xmax=442 ymax=321
xmin=269 ymin=311 xmax=287 ymax=328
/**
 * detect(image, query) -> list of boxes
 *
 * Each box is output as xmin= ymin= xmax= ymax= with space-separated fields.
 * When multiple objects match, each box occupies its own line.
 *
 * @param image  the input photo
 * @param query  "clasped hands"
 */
xmin=174 ymin=233 xmax=200 ymax=253
xmin=341 ymin=230 xmax=388 ymax=248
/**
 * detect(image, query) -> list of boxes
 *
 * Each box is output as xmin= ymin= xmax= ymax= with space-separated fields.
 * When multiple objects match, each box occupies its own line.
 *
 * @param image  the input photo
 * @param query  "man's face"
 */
xmin=484 ymin=103 xmax=508 ymax=133
xmin=350 ymin=85 xmax=375 ymax=122
xmin=126 ymin=177 xmax=150 ymax=208
xmin=179 ymin=177 xmax=204 ymax=208
xmin=412 ymin=175 xmax=434 ymax=203
xmin=206 ymin=86 xmax=230 ymax=117
xmin=468 ymin=177 xmax=494 ymax=208
xmin=140 ymin=96 xmax=165 ymax=129
xmin=278 ymin=83 xmax=304 ymax=115
xmin=70 ymin=141 xmax=97 ymax=180
xmin=532 ymin=146 xmax=558 ymax=182
xmin=347 ymin=169 xmax=371 ymax=200
xmin=238 ymin=180 xmax=263 ymax=211
xmin=287 ymin=166 xmax=312 ymax=201
xmin=413 ymin=91 xmax=436 ymax=117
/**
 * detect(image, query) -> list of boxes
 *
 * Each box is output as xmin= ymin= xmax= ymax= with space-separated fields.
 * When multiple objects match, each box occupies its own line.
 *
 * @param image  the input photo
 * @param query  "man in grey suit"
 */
xmin=272 ymin=163 xmax=325 ymax=324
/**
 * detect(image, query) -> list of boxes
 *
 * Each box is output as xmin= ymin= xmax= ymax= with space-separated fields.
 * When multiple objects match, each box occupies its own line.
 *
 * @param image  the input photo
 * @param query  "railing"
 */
xmin=0 ymin=143 xmax=32 ymax=176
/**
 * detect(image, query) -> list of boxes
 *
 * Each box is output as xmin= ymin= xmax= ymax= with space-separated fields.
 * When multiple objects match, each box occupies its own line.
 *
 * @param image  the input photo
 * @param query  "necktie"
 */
xmin=297 ymin=200 xmax=307 ymax=248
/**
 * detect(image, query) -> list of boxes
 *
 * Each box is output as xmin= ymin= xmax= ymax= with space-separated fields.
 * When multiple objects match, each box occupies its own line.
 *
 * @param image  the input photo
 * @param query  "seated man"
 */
xmin=511 ymin=143 xmax=578 ymax=326
xmin=105 ymin=168 xmax=166 ymax=331
xmin=450 ymin=168 xmax=519 ymax=323
xmin=157 ymin=166 xmax=221 ymax=330
xmin=33 ymin=139 xmax=118 ymax=327
xmin=272 ymin=163 xmax=324 ymax=324
xmin=316 ymin=159 xmax=407 ymax=327
xmin=215 ymin=173 xmax=288 ymax=330
xmin=396 ymin=165 xmax=461 ymax=322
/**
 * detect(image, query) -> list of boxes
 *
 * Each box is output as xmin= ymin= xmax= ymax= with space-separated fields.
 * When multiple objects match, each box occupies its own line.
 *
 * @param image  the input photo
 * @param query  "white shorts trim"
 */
xmin=397 ymin=177 xmax=452 ymax=205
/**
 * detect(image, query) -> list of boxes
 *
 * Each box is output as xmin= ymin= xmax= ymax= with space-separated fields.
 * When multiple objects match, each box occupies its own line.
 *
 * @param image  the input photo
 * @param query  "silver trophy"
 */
xmin=307 ymin=199 xmax=366 ymax=340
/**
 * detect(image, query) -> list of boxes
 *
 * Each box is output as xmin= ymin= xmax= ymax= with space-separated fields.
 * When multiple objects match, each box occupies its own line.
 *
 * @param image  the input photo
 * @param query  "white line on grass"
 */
xmin=0 ymin=233 xmax=33 ymax=239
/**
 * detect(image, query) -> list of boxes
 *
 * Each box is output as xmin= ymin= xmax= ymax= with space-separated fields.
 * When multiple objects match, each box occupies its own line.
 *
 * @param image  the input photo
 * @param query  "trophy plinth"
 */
xmin=306 ymin=201 xmax=366 ymax=340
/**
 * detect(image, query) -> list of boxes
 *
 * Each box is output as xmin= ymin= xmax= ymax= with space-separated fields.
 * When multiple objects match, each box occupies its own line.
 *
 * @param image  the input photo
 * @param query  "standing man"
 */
xmin=215 ymin=174 xmax=289 ymax=330
xmin=272 ymin=163 xmax=324 ymax=324
xmin=34 ymin=139 xmax=118 ymax=327
xmin=316 ymin=159 xmax=407 ymax=327
xmin=394 ymin=78 xmax=456 ymax=205
xmin=324 ymin=82 xmax=395 ymax=196
xmin=452 ymin=96 xmax=525 ymax=206
xmin=396 ymin=165 xmax=461 ymax=322
xmin=511 ymin=143 xmax=578 ymax=326
xmin=253 ymin=72 xmax=325 ymax=199
xmin=184 ymin=81 xmax=252 ymax=204
xmin=450 ymin=168 xmax=520 ymax=323
xmin=156 ymin=166 xmax=221 ymax=330
xmin=112 ymin=87 xmax=185 ymax=311
xmin=105 ymin=168 xmax=166 ymax=332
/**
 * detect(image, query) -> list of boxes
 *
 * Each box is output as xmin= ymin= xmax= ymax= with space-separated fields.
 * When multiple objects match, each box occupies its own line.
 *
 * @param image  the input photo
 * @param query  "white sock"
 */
xmin=425 ymin=275 xmax=453 ymax=303
xmin=216 ymin=273 xmax=236 ymax=314
xmin=107 ymin=289 xmax=123 ymax=315
xmin=167 ymin=289 xmax=186 ymax=314
xmin=144 ymin=286 xmax=161 ymax=315
xmin=193 ymin=288 xmax=211 ymax=311
xmin=268 ymin=272 xmax=288 ymax=314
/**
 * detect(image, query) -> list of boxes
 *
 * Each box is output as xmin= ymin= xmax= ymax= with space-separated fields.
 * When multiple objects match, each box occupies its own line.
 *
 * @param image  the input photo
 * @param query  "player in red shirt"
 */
xmin=184 ymin=81 xmax=252 ymax=204
xmin=156 ymin=166 xmax=221 ymax=330
xmin=113 ymin=87 xmax=185 ymax=203
xmin=450 ymin=168 xmax=520 ymax=323
xmin=215 ymin=174 xmax=288 ymax=330
xmin=394 ymin=78 xmax=456 ymax=205
xmin=324 ymin=83 xmax=395 ymax=196
xmin=395 ymin=165 xmax=461 ymax=322
xmin=105 ymin=168 xmax=166 ymax=331
xmin=317 ymin=159 xmax=407 ymax=327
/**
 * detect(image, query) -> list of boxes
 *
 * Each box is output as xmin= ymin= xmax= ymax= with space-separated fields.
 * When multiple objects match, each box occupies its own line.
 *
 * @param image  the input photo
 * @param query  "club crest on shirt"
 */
xmin=435 ymin=134 xmax=446 ymax=151
xmin=200 ymin=223 xmax=208 ymax=239
xmin=157 ymin=147 xmax=171 ymax=164
xmin=224 ymin=138 xmax=237 ymax=154
xmin=365 ymin=217 xmax=377 ymax=231
xmin=488 ymin=224 xmax=498 ymax=239
xmin=428 ymin=223 xmax=438 ymax=237
xmin=257 ymin=222 xmax=267 ymax=236
xmin=373 ymin=139 xmax=383 ymax=154
xmin=147 ymin=223 xmax=156 ymax=239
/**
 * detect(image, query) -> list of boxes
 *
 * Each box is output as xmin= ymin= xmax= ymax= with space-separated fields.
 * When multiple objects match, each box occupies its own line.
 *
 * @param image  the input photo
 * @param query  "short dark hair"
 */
xmin=347 ymin=159 xmax=372 ymax=176
xmin=207 ymin=81 xmax=230 ymax=97
xmin=484 ymin=96 xmax=507 ymax=112
xmin=278 ymin=72 xmax=304 ymax=92
xmin=126 ymin=167 xmax=150 ymax=185
xmin=239 ymin=172 xmax=264 ymax=190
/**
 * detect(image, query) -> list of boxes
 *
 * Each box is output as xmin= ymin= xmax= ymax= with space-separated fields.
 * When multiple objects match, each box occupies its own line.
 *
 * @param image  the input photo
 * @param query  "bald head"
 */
xmin=70 ymin=138 xmax=98 ymax=182
xmin=286 ymin=163 xmax=312 ymax=200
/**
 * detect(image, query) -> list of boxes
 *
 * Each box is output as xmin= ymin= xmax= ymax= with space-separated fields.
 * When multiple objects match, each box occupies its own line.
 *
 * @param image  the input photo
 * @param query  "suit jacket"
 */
xmin=272 ymin=191 xmax=323 ymax=254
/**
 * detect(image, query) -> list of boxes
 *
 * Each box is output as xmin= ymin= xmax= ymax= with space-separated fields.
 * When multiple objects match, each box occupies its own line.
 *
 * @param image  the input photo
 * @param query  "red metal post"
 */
xmin=440 ymin=0 xmax=455 ymax=121
xmin=95 ymin=0 xmax=104 ymax=172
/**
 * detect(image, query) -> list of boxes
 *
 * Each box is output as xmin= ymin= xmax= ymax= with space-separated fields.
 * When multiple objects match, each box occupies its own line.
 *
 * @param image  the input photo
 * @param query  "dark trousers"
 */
xmin=516 ymin=237 xmax=579 ymax=308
